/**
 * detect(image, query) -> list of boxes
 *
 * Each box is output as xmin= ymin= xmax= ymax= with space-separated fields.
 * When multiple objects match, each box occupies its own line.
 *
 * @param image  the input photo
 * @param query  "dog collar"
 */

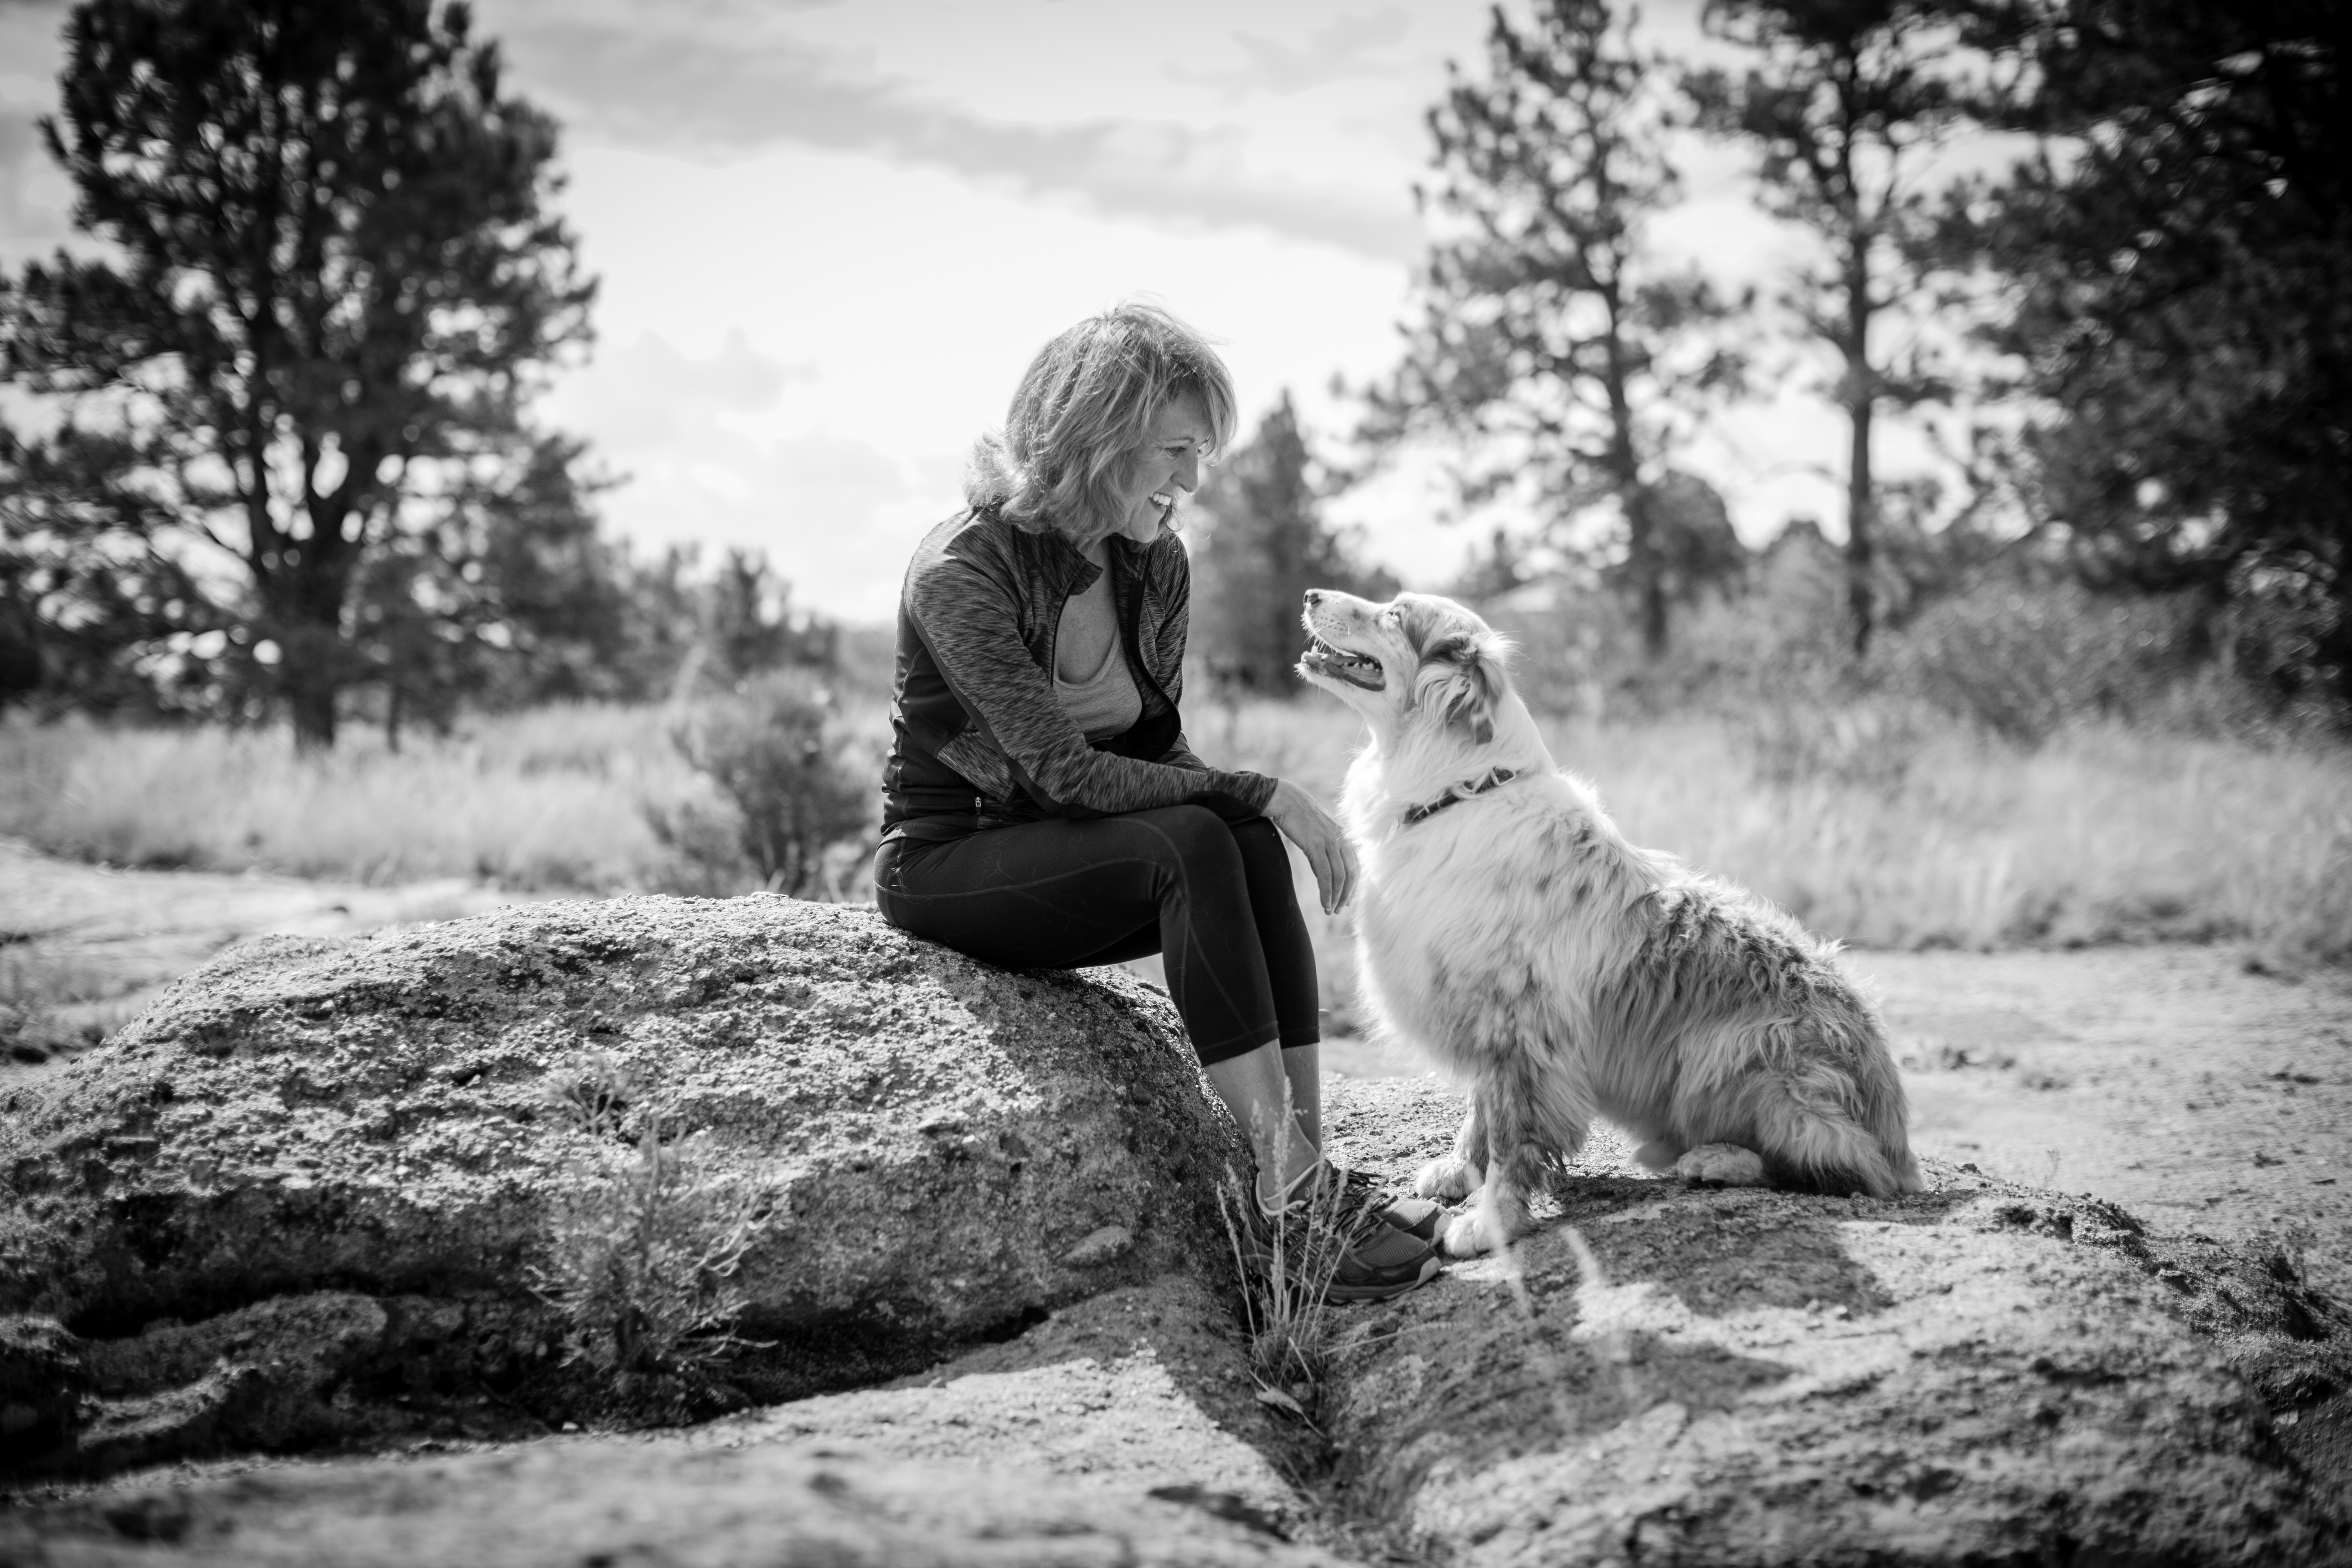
xmin=1401 ymin=767 xmax=1519 ymax=826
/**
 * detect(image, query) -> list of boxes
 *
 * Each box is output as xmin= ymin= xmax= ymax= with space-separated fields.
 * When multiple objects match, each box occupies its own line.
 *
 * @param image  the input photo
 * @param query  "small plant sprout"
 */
xmin=532 ymin=1052 xmax=773 ymax=1390
xmin=1216 ymin=1102 xmax=1353 ymax=1425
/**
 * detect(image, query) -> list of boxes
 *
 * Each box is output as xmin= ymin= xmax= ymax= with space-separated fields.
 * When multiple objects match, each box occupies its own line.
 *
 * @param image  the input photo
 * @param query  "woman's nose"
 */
xmin=1173 ymin=448 xmax=1199 ymax=493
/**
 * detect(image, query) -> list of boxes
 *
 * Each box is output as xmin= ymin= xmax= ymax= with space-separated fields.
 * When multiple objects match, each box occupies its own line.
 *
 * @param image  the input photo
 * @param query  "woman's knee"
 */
xmin=1230 ymin=814 xmax=1285 ymax=865
xmin=1230 ymin=815 xmax=1297 ymax=890
xmin=1137 ymin=804 xmax=1245 ymax=875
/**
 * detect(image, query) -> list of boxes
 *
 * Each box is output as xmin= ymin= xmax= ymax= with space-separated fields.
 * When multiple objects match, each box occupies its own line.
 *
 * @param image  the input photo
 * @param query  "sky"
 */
xmin=0 ymin=0 xmax=1983 ymax=624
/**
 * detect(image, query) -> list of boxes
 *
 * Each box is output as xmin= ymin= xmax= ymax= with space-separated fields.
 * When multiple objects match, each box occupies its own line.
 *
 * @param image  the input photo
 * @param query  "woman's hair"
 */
xmin=965 ymin=300 xmax=1238 ymax=539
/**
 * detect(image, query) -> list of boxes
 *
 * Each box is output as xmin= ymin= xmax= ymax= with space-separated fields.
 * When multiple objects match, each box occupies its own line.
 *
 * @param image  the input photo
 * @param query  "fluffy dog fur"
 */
xmin=1298 ymin=589 xmax=1921 ymax=1258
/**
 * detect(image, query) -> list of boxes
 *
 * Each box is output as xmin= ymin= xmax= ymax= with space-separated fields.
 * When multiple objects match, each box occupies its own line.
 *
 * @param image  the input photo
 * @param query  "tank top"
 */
xmin=1053 ymin=575 xmax=1142 ymax=741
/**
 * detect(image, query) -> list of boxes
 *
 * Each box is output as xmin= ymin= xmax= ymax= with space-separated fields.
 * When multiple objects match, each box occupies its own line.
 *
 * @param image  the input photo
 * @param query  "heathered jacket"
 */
xmin=881 ymin=507 xmax=1278 ymax=843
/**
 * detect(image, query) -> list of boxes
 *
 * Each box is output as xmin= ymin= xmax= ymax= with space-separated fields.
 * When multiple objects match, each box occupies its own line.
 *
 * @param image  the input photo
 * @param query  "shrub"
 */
xmin=663 ymin=670 xmax=875 ymax=897
xmin=1878 ymin=577 xmax=2201 ymax=743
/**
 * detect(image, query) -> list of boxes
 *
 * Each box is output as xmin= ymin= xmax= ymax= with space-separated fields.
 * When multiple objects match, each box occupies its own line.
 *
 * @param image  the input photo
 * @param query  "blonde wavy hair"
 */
xmin=965 ymin=300 xmax=1238 ymax=540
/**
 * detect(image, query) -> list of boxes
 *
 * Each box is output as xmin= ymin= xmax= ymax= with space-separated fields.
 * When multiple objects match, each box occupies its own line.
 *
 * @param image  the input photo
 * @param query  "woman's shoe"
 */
xmin=1240 ymin=1166 xmax=1444 ymax=1304
xmin=1326 ymin=1165 xmax=1447 ymax=1244
xmin=1324 ymin=1223 xmax=1444 ymax=1303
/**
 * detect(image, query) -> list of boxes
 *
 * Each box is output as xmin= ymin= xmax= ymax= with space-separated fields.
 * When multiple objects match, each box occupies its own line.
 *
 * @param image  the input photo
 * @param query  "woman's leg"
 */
xmin=1283 ymin=1045 xmax=1320 ymax=1151
xmin=1200 ymin=1044 xmax=1316 ymax=1207
xmin=1228 ymin=816 xmax=1324 ymax=1155
xmin=876 ymin=807 xmax=1317 ymax=1203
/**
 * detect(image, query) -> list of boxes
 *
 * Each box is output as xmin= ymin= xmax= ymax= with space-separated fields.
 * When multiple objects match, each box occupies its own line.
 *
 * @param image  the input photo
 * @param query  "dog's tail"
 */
xmin=1748 ymin=1060 xmax=1923 ymax=1198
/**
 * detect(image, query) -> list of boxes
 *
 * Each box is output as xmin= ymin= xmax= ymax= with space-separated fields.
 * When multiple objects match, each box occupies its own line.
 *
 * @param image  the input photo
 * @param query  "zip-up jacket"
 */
xmin=882 ymin=507 xmax=1277 ymax=842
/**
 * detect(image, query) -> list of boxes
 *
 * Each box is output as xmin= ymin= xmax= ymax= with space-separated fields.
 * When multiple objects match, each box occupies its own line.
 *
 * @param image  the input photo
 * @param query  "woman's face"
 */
xmin=1105 ymin=393 xmax=1212 ymax=549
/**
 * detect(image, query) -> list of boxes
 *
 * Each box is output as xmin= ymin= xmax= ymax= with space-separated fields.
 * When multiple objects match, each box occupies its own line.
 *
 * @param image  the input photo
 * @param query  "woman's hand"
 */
xmin=1265 ymin=777 xmax=1359 ymax=915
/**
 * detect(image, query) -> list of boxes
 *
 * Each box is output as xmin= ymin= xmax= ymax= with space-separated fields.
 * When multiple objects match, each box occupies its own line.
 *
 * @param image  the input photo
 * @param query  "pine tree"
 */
xmin=1375 ymin=0 xmax=1741 ymax=657
xmin=1686 ymin=0 xmax=1977 ymax=655
xmin=0 ymin=0 xmax=595 ymax=746
xmin=1191 ymin=394 xmax=1393 ymax=694
xmin=1956 ymin=0 xmax=2350 ymax=704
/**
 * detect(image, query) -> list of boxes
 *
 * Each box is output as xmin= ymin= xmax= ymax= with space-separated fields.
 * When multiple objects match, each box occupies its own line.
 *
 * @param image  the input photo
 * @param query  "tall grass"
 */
xmin=0 ymin=706 xmax=705 ymax=889
xmin=4 ymin=691 xmax=2345 ymax=969
xmin=1197 ymin=695 xmax=2352 ymax=982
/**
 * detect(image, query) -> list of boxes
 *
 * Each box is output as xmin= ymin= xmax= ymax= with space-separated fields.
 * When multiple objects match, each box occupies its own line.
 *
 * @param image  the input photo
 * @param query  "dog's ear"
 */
xmin=1423 ymin=633 xmax=1502 ymax=744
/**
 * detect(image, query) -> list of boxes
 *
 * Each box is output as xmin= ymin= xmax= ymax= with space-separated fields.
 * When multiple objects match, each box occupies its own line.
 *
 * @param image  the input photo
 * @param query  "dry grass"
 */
xmin=4 ymin=692 xmax=2345 ymax=973
xmin=1191 ymin=695 xmax=2352 ymax=1008
xmin=1216 ymin=1159 xmax=1355 ymax=1426
xmin=0 ymin=707 xmax=708 ymax=890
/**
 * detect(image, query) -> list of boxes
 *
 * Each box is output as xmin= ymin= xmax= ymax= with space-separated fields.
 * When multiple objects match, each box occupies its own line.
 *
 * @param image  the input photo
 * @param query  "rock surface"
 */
xmin=0 ymin=1274 xmax=1341 ymax=1566
xmin=724 ymin=1272 xmax=1316 ymax=1520
xmin=0 ymin=896 xmax=1243 ymax=1452
xmin=0 ymin=1316 xmax=88 ymax=1470
xmin=0 ymin=1441 xmax=1339 ymax=1567
xmin=9 ymin=897 xmax=2352 ymax=1565
xmin=1320 ymin=1075 xmax=2352 ymax=1568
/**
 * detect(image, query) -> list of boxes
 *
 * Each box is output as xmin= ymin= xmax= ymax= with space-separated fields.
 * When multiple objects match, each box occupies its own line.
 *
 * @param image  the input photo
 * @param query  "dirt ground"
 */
xmin=0 ymin=837 xmax=549 ymax=1055
xmin=6 ymin=836 xmax=2348 ymax=1302
xmin=1328 ymin=945 xmax=2352 ymax=1303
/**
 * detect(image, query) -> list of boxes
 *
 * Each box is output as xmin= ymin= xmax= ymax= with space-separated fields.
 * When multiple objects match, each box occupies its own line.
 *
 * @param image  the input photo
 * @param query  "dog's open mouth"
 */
xmin=1301 ymin=635 xmax=1384 ymax=690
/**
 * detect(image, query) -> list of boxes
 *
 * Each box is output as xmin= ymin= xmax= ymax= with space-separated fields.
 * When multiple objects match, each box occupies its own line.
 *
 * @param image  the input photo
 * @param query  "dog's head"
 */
xmin=1297 ymin=589 xmax=1511 ymax=746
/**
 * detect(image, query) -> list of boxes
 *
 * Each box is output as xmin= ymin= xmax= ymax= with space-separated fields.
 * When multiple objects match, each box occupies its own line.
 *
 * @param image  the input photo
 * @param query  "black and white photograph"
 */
xmin=2 ymin=0 xmax=2347 ymax=1561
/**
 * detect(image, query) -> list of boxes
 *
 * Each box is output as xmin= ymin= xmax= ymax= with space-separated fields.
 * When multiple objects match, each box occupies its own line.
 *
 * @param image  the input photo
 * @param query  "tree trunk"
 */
xmin=286 ymin=661 xmax=339 ymax=751
xmin=267 ymin=560 xmax=355 ymax=752
xmin=1626 ymin=484 xmax=1669 ymax=659
xmin=1604 ymin=341 xmax=1666 ymax=659
xmin=1843 ymin=243 xmax=1877 ymax=660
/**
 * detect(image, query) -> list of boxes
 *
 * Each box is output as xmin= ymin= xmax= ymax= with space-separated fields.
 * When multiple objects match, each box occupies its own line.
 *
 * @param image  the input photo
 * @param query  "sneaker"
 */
xmin=1326 ymin=1166 xmax=1447 ymax=1245
xmin=1239 ymin=1170 xmax=1444 ymax=1305
xmin=1324 ymin=1222 xmax=1444 ymax=1304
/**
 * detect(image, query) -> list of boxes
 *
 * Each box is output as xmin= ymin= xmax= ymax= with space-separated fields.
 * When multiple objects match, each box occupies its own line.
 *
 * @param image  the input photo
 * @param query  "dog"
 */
xmin=1297 ymin=588 xmax=1922 ymax=1258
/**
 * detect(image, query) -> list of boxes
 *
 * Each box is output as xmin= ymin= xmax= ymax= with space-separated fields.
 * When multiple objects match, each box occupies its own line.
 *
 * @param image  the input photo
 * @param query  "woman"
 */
xmin=872 ymin=301 xmax=1442 ymax=1301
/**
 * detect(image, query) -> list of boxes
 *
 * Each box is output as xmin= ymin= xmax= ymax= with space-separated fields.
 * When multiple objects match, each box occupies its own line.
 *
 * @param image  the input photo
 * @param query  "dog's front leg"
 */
xmin=1412 ymin=1099 xmax=1487 ymax=1202
xmin=1438 ymin=1084 xmax=1570 ymax=1258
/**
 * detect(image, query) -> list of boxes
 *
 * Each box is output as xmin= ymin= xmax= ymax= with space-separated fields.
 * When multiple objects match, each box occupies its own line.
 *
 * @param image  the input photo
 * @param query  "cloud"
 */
xmin=543 ymin=327 xmax=913 ymax=604
xmin=501 ymin=17 xmax=1420 ymax=260
xmin=600 ymin=424 xmax=918 ymax=612
xmin=562 ymin=330 xmax=815 ymax=447
xmin=1168 ymin=9 xmax=1415 ymax=98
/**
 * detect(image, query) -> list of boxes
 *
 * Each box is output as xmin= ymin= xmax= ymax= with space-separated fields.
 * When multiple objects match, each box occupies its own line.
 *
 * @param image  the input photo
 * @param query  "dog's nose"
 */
xmin=1303 ymin=589 xmax=1323 ymax=606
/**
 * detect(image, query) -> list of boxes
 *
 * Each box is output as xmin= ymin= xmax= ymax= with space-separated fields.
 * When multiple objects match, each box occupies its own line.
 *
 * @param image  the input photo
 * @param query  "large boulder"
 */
xmin=1319 ymin=1077 xmax=2352 ymax=1567
xmin=0 ymin=897 xmax=1244 ymax=1430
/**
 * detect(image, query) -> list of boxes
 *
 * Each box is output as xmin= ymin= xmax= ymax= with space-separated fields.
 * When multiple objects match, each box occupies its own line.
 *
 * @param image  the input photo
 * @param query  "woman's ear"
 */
xmin=1422 ymin=634 xmax=1502 ymax=744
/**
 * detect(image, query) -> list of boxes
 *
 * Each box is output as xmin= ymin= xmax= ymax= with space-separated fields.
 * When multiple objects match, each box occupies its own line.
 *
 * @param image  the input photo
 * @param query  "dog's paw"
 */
xmin=1440 ymin=1210 xmax=1499 ymax=1258
xmin=1674 ymin=1143 xmax=1767 ymax=1187
xmin=1412 ymin=1156 xmax=1483 ymax=1202
xmin=1632 ymin=1138 xmax=1685 ymax=1173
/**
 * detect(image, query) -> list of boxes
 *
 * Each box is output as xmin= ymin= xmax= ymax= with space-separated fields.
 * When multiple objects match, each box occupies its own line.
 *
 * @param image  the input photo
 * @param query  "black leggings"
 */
xmin=872 ymin=806 xmax=1318 ymax=1065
